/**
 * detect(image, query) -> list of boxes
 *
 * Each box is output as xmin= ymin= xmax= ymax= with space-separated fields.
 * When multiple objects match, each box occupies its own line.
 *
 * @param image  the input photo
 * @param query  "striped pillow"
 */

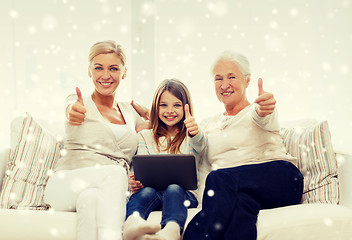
xmin=0 ymin=113 xmax=61 ymax=210
xmin=281 ymin=121 xmax=339 ymax=204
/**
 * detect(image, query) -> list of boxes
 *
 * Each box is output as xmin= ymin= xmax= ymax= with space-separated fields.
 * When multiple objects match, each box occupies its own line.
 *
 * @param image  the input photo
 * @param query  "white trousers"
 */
xmin=44 ymin=165 xmax=128 ymax=240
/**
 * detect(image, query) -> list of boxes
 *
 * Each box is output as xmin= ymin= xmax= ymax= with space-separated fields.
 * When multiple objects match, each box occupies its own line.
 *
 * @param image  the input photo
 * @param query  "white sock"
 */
xmin=123 ymin=214 xmax=161 ymax=240
xmin=136 ymin=221 xmax=181 ymax=240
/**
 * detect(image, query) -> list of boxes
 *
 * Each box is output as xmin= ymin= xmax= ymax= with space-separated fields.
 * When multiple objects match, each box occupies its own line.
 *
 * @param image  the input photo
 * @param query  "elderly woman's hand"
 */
xmin=254 ymin=78 xmax=276 ymax=117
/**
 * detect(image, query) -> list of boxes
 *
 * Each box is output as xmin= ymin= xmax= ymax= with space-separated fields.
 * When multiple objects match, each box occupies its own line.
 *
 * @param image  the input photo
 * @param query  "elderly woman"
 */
xmin=183 ymin=52 xmax=303 ymax=240
xmin=44 ymin=40 xmax=147 ymax=240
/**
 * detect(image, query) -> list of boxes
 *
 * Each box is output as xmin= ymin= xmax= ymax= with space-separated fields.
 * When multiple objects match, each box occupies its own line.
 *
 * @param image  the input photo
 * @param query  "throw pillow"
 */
xmin=0 ymin=113 xmax=61 ymax=210
xmin=281 ymin=121 xmax=339 ymax=204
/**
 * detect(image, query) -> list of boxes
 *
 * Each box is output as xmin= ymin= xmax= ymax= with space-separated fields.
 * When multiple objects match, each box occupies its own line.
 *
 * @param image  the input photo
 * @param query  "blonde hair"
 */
xmin=150 ymin=79 xmax=194 ymax=154
xmin=88 ymin=40 xmax=126 ymax=67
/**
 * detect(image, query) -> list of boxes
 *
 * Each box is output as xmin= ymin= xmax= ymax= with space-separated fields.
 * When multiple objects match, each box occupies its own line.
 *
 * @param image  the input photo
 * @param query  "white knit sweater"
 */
xmin=55 ymin=95 xmax=143 ymax=171
xmin=201 ymin=103 xmax=297 ymax=170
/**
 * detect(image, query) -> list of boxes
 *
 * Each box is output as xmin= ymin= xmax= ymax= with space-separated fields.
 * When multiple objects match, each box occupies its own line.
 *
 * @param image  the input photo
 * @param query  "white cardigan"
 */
xmin=55 ymin=95 xmax=143 ymax=172
xmin=201 ymin=103 xmax=297 ymax=170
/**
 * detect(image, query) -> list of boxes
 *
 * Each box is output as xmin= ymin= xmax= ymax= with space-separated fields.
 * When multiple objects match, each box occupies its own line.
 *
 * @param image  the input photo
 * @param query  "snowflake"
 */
xmin=60 ymin=149 xmax=67 ymax=157
xmin=9 ymin=192 xmax=17 ymax=200
xmin=9 ymin=9 xmax=19 ymax=19
xmin=184 ymin=200 xmax=191 ymax=207
xmin=207 ymin=189 xmax=215 ymax=197
xmin=289 ymin=8 xmax=299 ymax=17
xmin=207 ymin=1 xmax=228 ymax=16
xmin=214 ymin=222 xmax=222 ymax=231
xmin=132 ymin=211 xmax=141 ymax=218
xmin=47 ymin=169 xmax=54 ymax=176
xmin=49 ymin=227 xmax=59 ymax=236
xmin=70 ymin=179 xmax=87 ymax=192
xmin=141 ymin=2 xmax=156 ymax=17
xmin=28 ymin=26 xmax=37 ymax=34
xmin=324 ymin=217 xmax=333 ymax=227
xmin=56 ymin=135 xmax=63 ymax=142
xmin=42 ymin=15 xmax=57 ymax=31
xmin=340 ymin=64 xmax=349 ymax=74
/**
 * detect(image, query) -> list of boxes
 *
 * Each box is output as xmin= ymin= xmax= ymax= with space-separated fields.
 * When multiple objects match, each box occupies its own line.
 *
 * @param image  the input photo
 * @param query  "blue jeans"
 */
xmin=183 ymin=160 xmax=304 ymax=240
xmin=126 ymin=184 xmax=198 ymax=231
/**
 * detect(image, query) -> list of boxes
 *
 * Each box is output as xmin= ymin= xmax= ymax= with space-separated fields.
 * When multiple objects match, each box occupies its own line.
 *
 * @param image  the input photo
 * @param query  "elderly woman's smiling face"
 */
xmin=213 ymin=59 xmax=250 ymax=111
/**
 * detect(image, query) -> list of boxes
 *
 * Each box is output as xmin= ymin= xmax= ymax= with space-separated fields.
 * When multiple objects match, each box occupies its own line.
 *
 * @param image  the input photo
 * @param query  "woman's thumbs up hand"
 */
xmin=254 ymin=78 xmax=276 ymax=117
xmin=68 ymin=87 xmax=87 ymax=126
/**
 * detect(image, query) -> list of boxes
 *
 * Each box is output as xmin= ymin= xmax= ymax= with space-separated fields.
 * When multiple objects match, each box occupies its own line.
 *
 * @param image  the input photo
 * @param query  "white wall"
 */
xmin=1 ymin=0 xmax=351 ymax=154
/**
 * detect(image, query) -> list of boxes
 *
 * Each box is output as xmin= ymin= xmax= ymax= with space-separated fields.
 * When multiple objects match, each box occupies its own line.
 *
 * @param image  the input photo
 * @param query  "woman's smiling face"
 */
xmin=88 ymin=53 xmax=126 ymax=97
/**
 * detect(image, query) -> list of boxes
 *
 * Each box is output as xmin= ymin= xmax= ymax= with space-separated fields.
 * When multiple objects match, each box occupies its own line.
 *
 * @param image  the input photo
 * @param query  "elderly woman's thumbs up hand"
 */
xmin=254 ymin=78 xmax=276 ymax=117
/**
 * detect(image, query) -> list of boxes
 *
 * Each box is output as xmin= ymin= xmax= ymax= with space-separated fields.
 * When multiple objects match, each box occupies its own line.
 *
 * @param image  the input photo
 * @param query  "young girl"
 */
xmin=123 ymin=79 xmax=207 ymax=240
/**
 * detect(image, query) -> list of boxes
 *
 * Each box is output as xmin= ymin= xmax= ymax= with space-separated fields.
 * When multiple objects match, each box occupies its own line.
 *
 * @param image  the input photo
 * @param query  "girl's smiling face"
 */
xmin=158 ymin=90 xmax=184 ymax=133
xmin=88 ymin=53 xmax=126 ymax=97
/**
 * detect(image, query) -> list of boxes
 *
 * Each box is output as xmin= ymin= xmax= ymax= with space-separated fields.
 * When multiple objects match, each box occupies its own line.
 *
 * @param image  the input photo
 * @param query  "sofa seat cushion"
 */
xmin=258 ymin=204 xmax=352 ymax=239
xmin=147 ymin=204 xmax=352 ymax=239
xmin=0 ymin=209 xmax=76 ymax=240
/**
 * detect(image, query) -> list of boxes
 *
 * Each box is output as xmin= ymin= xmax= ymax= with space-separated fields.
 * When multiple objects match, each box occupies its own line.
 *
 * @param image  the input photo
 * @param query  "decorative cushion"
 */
xmin=281 ymin=121 xmax=339 ymax=204
xmin=10 ymin=116 xmax=65 ymax=151
xmin=0 ymin=113 xmax=61 ymax=210
xmin=0 ymin=149 xmax=11 ymax=190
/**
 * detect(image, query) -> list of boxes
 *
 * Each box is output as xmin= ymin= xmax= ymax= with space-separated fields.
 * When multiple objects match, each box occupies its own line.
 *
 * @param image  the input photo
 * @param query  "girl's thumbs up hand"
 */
xmin=183 ymin=104 xmax=199 ymax=137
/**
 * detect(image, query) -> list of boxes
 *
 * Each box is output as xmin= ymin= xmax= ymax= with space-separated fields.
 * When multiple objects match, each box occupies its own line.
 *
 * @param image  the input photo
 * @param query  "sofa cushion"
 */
xmin=10 ymin=116 xmax=65 ymax=151
xmin=0 ymin=149 xmax=11 ymax=190
xmin=0 ymin=113 xmax=61 ymax=210
xmin=0 ymin=209 xmax=76 ymax=240
xmin=256 ymin=204 xmax=352 ymax=239
xmin=147 ymin=204 xmax=352 ymax=240
xmin=281 ymin=121 xmax=339 ymax=204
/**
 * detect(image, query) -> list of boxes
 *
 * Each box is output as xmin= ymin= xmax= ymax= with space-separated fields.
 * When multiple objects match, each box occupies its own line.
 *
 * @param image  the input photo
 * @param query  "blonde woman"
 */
xmin=44 ymin=40 xmax=146 ymax=240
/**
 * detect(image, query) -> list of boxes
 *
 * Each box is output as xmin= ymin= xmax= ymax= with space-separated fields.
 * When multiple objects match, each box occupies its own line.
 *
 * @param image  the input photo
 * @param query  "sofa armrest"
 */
xmin=337 ymin=152 xmax=352 ymax=209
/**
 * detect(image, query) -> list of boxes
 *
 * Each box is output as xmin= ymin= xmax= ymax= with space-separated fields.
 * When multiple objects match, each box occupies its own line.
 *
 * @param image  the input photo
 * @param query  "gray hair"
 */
xmin=212 ymin=51 xmax=251 ymax=77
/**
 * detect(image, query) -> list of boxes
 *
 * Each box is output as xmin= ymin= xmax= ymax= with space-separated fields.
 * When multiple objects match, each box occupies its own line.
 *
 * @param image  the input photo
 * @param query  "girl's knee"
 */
xmin=165 ymin=184 xmax=184 ymax=196
xmin=135 ymin=187 xmax=157 ymax=200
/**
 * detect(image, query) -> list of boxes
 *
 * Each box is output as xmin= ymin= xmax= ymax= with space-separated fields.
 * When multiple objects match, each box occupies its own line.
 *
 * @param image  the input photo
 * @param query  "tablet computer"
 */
xmin=132 ymin=154 xmax=197 ymax=191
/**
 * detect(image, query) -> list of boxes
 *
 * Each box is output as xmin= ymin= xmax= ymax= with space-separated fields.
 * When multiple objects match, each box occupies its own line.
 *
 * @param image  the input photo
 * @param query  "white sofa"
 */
xmin=0 ymin=117 xmax=352 ymax=240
